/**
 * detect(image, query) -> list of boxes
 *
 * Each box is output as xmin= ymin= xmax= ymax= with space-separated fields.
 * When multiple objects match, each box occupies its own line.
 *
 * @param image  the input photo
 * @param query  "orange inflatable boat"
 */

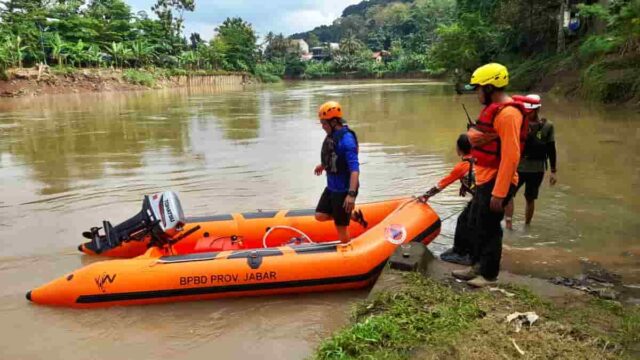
xmin=28 ymin=194 xmax=440 ymax=308
xmin=79 ymin=192 xmax=416 ymax=258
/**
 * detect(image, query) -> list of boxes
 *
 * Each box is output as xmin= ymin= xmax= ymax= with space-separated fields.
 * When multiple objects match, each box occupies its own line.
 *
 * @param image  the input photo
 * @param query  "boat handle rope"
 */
xmin=262 ymin=225 xmax=315 ymax=248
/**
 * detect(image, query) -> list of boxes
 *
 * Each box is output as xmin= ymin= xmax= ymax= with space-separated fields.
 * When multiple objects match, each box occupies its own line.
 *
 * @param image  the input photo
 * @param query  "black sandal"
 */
xmin=351 ymin=209 xmax=368 ymax=228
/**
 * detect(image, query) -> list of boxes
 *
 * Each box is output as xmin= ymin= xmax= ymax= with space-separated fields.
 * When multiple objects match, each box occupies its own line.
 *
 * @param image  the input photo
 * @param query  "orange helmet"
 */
xmin=318 ymin=101 xmax=343 ymax=121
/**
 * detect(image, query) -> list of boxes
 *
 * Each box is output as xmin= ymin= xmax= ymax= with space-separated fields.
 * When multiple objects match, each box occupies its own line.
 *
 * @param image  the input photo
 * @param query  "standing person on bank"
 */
xmin=452 ymin=63 xmax=527 ymax=287
xmin=504 ymin=94 xmax=558 ymax=229
xmin=313 ymin=101 xmax=362 ymax=244
xmin=419 ymin=134 xmax=475 ymax=266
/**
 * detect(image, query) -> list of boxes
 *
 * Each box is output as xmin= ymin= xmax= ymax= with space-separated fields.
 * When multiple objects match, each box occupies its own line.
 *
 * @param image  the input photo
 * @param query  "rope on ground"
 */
xmin=430 ymin=240 xmax=452 ymax=246
xmin=438 ymin=211 xmax=461 ymax=222
xmin=427 ymin=202 xmax=468 ymax=247
xmin=426 ymin=198 xmax=469 ymax=206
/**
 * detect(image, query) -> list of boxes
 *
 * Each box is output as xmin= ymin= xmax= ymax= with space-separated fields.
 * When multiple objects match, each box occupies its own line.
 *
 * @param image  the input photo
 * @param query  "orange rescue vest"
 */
xmin=469 ymin=101 xmax=529 ymax=169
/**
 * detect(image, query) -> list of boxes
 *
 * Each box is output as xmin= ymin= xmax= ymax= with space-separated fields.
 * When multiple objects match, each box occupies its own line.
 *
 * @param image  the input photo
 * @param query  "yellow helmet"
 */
xmin=318 ymin=101 xmax=343 ymax=121
xmin=467 ymin=63 xmax=509 ymax=89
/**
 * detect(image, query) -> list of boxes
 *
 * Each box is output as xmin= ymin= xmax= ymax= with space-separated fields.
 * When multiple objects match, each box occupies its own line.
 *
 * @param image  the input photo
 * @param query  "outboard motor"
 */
xmin=83 ymin=191 xmax=186 ymax=254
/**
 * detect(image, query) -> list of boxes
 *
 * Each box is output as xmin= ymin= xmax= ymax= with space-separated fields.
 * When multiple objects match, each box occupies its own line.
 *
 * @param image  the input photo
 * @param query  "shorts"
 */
xmin=315 ymin=187 xmax=351 ymax=226
xmin=516 ymin=171 xmax=544 ymax=201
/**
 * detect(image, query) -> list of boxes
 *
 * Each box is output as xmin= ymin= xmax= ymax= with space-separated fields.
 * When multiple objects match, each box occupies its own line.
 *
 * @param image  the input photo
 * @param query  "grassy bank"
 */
xmin=0 ymin=67 xmax=251 ymax=97
xmin=120 ymin=68 xmax=249 ymax=86
xmin=314 ymin=271 xmax=639 ymax=360
xmin=508 ymin=50 xmax=640 ymax=105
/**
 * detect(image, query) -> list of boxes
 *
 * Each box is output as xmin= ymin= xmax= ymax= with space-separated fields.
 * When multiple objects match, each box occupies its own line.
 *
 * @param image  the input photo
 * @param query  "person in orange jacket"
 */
xmin=419 ymin=134 xmax=475 ymax=265
xmin=452 ymin=63 xmax=527 ymax=288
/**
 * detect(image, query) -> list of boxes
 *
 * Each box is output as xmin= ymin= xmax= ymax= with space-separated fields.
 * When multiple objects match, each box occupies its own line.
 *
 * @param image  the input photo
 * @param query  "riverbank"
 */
xmin=313 ymin=254 xmax=640 ymax=359
xmin=508 ymin=51 xmax=640 ymax=107
xmin=0 ymin=67 xmax=251 ymax=98
xmin=292 ymin=71 xmax=441 ymax=81
xmin=3 ymin=64 xmax=638 ymax=109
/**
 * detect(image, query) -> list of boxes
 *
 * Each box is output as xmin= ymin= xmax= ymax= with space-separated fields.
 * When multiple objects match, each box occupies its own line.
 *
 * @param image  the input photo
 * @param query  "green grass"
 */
xmin=313 ymin=271 xmax=638 ymax=360
xmin=589 ymin=298 xmax=640 ymax=349
xmin=51 ymin=66 xmax=77 ymax=76
xmin=620 ymin=306 xmax=640 ymax=349
xmin=579 ymin=55 xmax=640 ymax=103
xmin=504 ymin=39 xmax=640 ymax=104
xmin=315 ymin=274 xmax=484 ymax=360
xmin=122 ymin=69 xmax=156 ymax=87
xmin=254 ymin=62 xmax=284 ymax=83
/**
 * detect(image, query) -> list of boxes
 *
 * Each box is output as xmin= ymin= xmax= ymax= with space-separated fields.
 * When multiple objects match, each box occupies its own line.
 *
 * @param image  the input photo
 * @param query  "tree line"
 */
xmin=0 ymin=0 xmax=257 ymax=73
xmin=1 ymin=0 xmax=638 ymax=102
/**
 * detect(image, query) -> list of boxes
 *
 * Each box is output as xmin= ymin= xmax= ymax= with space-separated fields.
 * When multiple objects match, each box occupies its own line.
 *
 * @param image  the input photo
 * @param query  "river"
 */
xmin=0 ymin=80 xmax=638 ymax=359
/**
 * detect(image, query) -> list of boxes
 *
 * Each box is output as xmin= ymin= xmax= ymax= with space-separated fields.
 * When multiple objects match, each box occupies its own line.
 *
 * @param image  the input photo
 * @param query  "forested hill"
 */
xmin=287 ymin=0 xmax=639 ymax=105
xmin=290 ymin=0 xmax=419 ymax=44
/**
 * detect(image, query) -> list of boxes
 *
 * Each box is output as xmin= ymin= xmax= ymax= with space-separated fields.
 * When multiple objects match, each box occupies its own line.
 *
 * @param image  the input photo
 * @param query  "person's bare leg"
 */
xmin=504 ymin=199 xmax=514 ymax=230
xmin=336 ymin=226 xmax=350 ymax=244
xmin=525 ymin=199 xmax=535 ymax=225
xmin=315 ymin=213 xmax=332 ymax=222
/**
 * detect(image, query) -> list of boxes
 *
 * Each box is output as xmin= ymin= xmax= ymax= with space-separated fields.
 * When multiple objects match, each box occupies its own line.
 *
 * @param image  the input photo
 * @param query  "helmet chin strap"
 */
xmin=481 ymin=85 xmax=495 ymax=105
xmin=329 ymin=119 xmax=341 ymax=132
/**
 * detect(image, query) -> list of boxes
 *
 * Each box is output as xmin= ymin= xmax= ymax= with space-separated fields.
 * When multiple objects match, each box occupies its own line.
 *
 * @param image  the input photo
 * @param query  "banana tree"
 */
xmin=66 ymin=40 xmax=86 ymax=67
xmin=178 ymin=50 xmax=197 ymax=70
xmin=0 ymin=42 xmax=11 ymax=71
xmin=85 ymin=45 xmax=102 ymax=68
xmin=14 ymin=36 xmax=28 ymax=68
xmin=129 ymin=40 xmax=156 ymax=68
xmin=119 ymin=46 xmax=132 ymax=68
xmin=49 ymin=33 xmax=67 ymax=67
xmin=108 ymin=42 xmax=132 ymax=68
xmin=4 ymin=35 xmax=28 ymax=68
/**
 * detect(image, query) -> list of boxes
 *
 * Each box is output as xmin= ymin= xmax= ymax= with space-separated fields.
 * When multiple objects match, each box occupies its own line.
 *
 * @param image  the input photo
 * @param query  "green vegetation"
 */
xmin=0 ymin=0 xmax=638 ymax=101
xmin=316 ymin=274 xmax=482 ymax=359
xmin=0 ymin=0 xmax=254 ymax=79
xmin=276 ymin=0 xmax=458 ymax=80
xmin=314 ymin=272 xmax=639 ymax=359
xmin=281 ymin=0 xmax=640 ymax=103
xmin=122 ymin=69 xmax=156 ymax=87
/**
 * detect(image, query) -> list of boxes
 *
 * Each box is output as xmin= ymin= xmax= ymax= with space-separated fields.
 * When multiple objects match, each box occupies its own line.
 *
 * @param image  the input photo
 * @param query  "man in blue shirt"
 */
xmin=314 ymin=101 xmax=361 ymax=243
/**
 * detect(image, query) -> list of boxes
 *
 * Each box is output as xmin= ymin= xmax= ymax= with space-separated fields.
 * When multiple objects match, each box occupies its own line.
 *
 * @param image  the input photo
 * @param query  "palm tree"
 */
xmin=339 ymin=33 xmax=363 ymax=56
xmin=263 ymin=31 xmax=275 ymax=48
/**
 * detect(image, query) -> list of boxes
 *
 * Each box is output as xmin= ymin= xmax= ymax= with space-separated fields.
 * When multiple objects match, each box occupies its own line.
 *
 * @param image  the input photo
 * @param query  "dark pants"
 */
xmin=516 ymin=171 xmax=544 ymax=201
xmin=315 ymin=187 xmax=351 ymax=226
xmin=452 ymin=202 xmax=474 ymax=256
xmin=469 ymin=181 xmax=515 ymax=280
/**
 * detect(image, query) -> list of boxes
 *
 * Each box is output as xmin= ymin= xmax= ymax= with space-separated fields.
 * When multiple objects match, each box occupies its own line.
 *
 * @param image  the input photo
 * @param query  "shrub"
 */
xmin=123 ymin=69 xmax=156 ymax=87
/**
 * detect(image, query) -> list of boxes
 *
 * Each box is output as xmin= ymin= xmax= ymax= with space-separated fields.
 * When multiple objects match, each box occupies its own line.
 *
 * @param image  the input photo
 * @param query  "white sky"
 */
xmin=127 ymin=0 xmax=361 ymax=40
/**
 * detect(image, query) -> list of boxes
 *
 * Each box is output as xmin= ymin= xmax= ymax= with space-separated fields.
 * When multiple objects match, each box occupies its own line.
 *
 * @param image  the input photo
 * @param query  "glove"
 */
xmin=419 ymin=186 xmax=440 ymax=202
xmin=424 ymin=186 xmax=440 ymax=198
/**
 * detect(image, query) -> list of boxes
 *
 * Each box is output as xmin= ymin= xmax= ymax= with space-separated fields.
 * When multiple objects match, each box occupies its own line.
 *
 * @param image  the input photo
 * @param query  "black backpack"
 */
xmin=523 ymin=121 xmax=547 ymax=161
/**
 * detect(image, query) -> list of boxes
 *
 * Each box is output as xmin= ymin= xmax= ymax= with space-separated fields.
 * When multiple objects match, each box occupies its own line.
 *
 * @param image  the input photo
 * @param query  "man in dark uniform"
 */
xmin=505 ymin=94 xmax=558 ymax=229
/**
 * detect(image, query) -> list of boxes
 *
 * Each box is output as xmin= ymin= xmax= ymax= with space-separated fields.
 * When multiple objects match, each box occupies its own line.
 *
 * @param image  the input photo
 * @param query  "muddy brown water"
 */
xmin=1 ymin=80 xmax=638 ymax=359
